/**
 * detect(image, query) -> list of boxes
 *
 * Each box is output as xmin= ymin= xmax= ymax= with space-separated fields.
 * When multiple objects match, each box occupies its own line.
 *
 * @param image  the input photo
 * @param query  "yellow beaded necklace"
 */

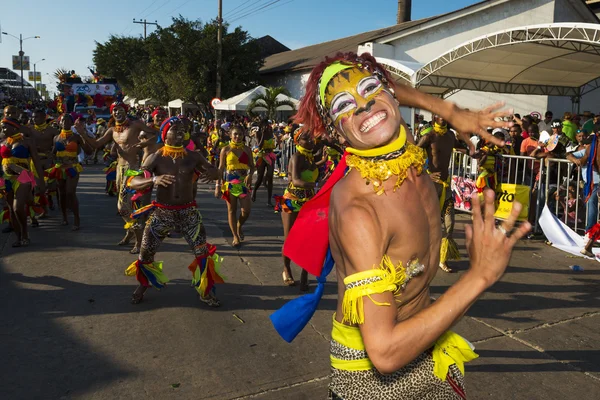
xmin=345 ymin=126 xmax=426 ymax=195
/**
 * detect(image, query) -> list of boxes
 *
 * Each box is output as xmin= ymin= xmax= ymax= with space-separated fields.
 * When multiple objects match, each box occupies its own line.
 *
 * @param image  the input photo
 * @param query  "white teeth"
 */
xmin=360 ymin=112 xmax=386 ymax=133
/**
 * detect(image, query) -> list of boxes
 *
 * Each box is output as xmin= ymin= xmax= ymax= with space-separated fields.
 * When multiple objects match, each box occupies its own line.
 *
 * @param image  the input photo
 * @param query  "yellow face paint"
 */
xmin=184 ymin=132 xmax=191 ymax=141
xmin=324 ymin=68 xmax=385 ymax=126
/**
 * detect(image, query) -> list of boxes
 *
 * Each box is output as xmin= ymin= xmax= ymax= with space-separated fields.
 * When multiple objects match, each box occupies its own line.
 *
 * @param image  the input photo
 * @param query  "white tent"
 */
xmin=138 ymin=98 xmax=161 ymax=106
xmin=123 ymin=95 xmax=137 ymax=107
xmin=168 ymin=99 xmax=199 ymax=116
xmin=213 ymin=85 xmax=299 ymax=112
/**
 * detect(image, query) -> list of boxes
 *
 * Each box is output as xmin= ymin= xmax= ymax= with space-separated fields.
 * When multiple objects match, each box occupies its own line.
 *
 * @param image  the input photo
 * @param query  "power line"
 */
xmin=139 ymin=0 xmax=161 ymax=17
xmin=246 ymin=0 xmax=294 ymax=19
xmin=223 ymin=0 xmax=252 ymax=18
xmin=229 ymin=0 xmax=287 ymax=23
xmin=228 ymin=0 xmax=282 ymax=22
xmin=225 ymin=0 xmax=268 ymax=20
xmin=143 ymin=0 xmax=170 ymax=19
xmin=166 ymin=0 xmax=194 ymax=17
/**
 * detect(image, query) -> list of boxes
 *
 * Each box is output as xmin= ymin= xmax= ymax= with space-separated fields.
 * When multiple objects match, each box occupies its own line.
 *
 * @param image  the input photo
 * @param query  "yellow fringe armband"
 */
xmin=341 ymin=255 xmax=408 ymax=325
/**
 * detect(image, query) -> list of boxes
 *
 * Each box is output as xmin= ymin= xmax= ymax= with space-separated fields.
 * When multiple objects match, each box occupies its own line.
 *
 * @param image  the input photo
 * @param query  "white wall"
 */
xmin=262 ymin=70 xmax=310 ymax=100
xmin=387 ymin=0 xmax=556 ymax=64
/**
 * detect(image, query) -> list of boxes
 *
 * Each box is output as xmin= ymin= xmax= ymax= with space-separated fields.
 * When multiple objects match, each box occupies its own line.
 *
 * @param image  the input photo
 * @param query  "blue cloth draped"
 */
xmin=584 ymin=134 xmax=597 ymax=202
xmin=270 ymin=248 xmax=335 ymax=343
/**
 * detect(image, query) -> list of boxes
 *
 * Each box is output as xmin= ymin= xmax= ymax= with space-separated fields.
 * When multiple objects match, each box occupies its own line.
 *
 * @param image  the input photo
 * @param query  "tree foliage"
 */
xmin=93 ymin=16 xmax=263 ymax=108
xmin=247 ymin=86 xmax=296 ymax=120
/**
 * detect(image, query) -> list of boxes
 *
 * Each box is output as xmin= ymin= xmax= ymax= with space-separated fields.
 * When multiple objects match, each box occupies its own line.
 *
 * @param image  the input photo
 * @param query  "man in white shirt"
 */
xmin=538 ymin=111 xmax=553 ymax=133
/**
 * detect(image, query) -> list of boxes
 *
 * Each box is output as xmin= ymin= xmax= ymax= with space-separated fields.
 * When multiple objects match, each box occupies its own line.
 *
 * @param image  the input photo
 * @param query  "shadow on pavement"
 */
xmin=0 ymin=261 xmax=132 ymax=399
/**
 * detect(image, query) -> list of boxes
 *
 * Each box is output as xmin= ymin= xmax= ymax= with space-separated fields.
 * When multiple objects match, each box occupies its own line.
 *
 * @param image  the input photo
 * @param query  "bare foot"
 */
xmin=71 ymin=225 xmax=80 ymax=231
xmin=439 ymin=263 xmax=454 ymax=273
xmin=118 ymin=231 xmax=134 ymax=246
xmin=129 ymin=246 xmax=140 ymax=254
xmin=131 ymin=286 xmax=147 ymax=304
xmin=580 ymin=249 xmax=594 ymax=258
xmin=231 ymin=237 xmax=241 ymax=248
xmin=282 ymin=271 xmax=295 ymax=286
xmin=199 ymin=293 xmax=221 ymax=307
xmin=237 ymin=223 xmax=244 ymax=241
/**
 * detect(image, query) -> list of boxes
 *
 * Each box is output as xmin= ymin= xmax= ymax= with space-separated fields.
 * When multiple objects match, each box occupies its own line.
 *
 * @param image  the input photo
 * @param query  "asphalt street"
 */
xmin=0 ymin=166 xmax=598 ymax=400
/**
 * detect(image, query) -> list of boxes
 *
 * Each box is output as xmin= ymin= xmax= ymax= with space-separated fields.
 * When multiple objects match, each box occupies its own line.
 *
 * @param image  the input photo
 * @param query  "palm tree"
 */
xmin=53 ymin=68 xmax=70 ymax=84
xmin=246 ymin=86 xmax=296 ymax=120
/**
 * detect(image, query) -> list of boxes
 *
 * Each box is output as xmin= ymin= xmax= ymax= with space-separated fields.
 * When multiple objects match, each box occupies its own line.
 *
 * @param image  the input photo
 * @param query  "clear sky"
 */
xmin=1 ymin=0 xmax=479 ymax=95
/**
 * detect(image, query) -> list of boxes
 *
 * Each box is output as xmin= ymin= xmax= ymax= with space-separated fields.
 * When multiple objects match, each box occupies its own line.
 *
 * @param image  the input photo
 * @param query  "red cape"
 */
xmin=283 ymin=153 xmax=348 ymax=277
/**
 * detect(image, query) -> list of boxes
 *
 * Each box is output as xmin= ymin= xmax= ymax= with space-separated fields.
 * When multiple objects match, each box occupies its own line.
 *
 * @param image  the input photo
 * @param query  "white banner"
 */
xmin=71 ymin=83 xmax=117 ymax=96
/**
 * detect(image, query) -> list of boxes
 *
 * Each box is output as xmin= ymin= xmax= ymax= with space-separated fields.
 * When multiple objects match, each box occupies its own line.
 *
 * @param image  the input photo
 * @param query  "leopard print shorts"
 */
xmin=329 ymin=341 xmax=466 ymax=400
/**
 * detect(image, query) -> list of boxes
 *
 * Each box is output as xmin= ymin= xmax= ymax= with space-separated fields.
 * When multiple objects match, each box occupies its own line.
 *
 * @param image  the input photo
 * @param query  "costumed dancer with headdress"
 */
xmin=215 ymin=124 xmax=255 ymax=247
xmin=46 ymin=115 xmax=93 ymax=231
xmin=0 ymin=117 xmax=45 ymax=247
xmin=251 ymin=119 xmax=277 ymax=206
xmin=269 ymin=52 xmax=530 ymax=400
xmin=31 ymin=109 xmax=59 ymax=217
xmin=273 ymin=128 xmax=318 ymax=290
xmin=125 ymin=117 xmax=224 ymax=306
xmin=417 ymin=116 xmax=467 ymax=273
xmin=78 ymin=101 xmax=158 ymax=254
xmin=474 ymin=131 xmax=510 ymax=196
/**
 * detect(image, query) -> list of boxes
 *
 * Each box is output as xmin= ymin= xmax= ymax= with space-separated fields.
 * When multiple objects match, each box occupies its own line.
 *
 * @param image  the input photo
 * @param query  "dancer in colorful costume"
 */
xmin=474 ymin=132 xmax=509 ymax=196
xmin=0 ymin=117 xmax=45 ymax=246
xmin=269 ymin=52 xmax=530 ymax=400
xmin=47 ymin=115 xmax=92 ymax=230
xmin=31 ymin=109 xmax=59 ymax=216
xmin=215 ymin=124 xmax=255 ymax=247
xmin=78 ymin=102 xmax=158 ymax=253
xmin=251 ymin=119 xmax=277 ymax=206
xmin=125 ymin=117 xmax=223 ymax=306
xmin=418 ymin=116 xmax=465 ymax=273
xmin=274 ymin=128 xmax=317 ymax=290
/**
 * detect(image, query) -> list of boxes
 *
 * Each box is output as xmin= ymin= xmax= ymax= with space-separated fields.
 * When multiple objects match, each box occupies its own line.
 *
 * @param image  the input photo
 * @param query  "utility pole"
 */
xmin=216 ymin=0 xmax=223 ymax=99
xmin=1 ymin=32 xmax=40 ymax=96
xmin=133 ymin=19 xmax=158 ymax=39
xmin=19 ymin=34 xmax=24 ymax=95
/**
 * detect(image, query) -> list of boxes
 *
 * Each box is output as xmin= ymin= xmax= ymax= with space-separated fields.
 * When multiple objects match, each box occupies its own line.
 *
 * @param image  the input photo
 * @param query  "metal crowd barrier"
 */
xmin=278 ymin=138 xmax=296 ymax=176
xmin=275 ymin=145 xmax=594 ymax=237
xmin=449 ymin=150 xmax=594 ymax=236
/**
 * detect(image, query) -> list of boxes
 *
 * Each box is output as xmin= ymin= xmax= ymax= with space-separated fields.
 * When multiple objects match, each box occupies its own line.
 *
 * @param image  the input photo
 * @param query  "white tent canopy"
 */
xmin=411 ymin=23 xmax=600 ymax=99
xmin=167 ymin=99 xmax=199 ymax=116
xmin=123 ymin=95 xmax=136 ymax=107
xmin=214 ymin=85 xmax=299 ymax=112
xmin=138 ymin=98 xmax=161 ymax=106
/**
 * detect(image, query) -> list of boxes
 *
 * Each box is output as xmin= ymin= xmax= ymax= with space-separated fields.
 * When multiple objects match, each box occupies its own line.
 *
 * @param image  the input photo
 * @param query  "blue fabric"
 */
xmin=141 ymin=264 xmax=165 ymax=289
xmin=11 ymin=144 xmax=30 ymax=159
xmin=584 ymin=134 xmax=597 ymax=201
xmin=586 ymin=185 xmax=599 ymax=231
xmin=270 ymin=248 xmax=335 ymax=343
xmin=572 ymin=149 xmax=600 ymax=184
xmin=55 ymin=141 xmax=66 ymax=152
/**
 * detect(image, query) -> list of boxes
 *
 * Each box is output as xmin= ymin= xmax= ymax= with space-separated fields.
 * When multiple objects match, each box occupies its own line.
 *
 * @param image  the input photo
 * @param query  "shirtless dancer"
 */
xmin=125 ymin=117 xmax=223 ymax=306
xmin=418 ymin=116 xmax=465 ymax=273
xmin=78 ymin=102 xmax=158 ymax=253
xmin=31 ymin=109 xmax=59 ymax=215
xmin=270 ymin=52 xmax=526 ymax=399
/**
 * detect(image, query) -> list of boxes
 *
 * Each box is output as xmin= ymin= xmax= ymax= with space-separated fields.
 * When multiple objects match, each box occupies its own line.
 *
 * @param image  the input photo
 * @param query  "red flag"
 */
xmin=283 ymin=153 xmax=348 ymax=276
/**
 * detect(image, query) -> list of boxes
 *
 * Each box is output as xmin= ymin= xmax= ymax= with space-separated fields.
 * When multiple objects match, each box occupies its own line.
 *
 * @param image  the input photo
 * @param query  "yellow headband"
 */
xmin=346 ymin=125 xmax=407 ymax=157
xmin=319 ymin=62 xmax=355 ymax=107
